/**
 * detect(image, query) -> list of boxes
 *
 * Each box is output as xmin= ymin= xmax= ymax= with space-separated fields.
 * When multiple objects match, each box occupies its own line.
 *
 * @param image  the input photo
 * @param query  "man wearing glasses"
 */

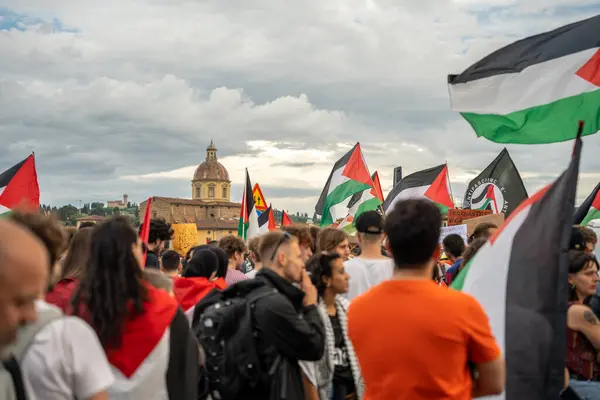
xmin=248 ymin=230 xmax=325 ymax=399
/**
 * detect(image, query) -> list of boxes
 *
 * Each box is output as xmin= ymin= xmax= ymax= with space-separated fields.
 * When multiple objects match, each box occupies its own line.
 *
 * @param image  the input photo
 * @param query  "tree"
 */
xmin=81 ymin=203 xmax=90 ymax=215
xmin=56 ymin=205 xmax=79 ymax=222
xmin=90 ymin=202 xmax=106 ymax=216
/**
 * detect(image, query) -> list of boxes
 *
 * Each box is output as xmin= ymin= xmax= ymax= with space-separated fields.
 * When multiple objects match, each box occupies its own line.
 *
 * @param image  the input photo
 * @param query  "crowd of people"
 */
xmin=0 ymin=199 xmax=599 ymax=399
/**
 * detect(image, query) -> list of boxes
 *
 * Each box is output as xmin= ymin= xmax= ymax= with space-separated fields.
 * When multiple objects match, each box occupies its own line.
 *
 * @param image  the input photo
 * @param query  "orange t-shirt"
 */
xmin=348 ymin=279 xmax=500 ymax=400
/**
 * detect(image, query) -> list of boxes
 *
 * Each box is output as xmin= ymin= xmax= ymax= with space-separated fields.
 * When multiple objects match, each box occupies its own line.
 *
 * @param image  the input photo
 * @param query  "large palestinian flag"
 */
xmin=383 ymin=164 xmax=454 ymax=214
xmin=237 ymin=169 xmax=260 ymax=239
xmin=573 ymin=181 xmax=600 ymax=226
xmin=315 ymin=143 xmax=373 ymax=226
xmin=451 ymin=131 xmax=582 ymax=399
xmin=0 ymin=153 xmax=40 ymax=215
xmin=448 ymin=14 xmax=600 ymax=144
xmin=463 ymin=148 xmax=528 ymax=217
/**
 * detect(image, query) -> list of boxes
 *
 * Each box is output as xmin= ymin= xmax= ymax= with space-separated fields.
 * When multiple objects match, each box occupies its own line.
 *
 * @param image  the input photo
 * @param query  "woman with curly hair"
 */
xmin=72 ymin=216 xmax=198 ymax=399
xmin=300 ymin=252 xmax=363 ymax=400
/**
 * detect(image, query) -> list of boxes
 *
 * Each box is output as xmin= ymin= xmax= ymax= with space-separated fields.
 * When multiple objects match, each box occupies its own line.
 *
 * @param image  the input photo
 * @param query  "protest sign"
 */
xmin=171 ymin=223 xmax=198 ymax=256
xmin=464 ymin=213 xmax=505 ymax=236
xmin=447 ymin=209 xmax=492 ymax=226
xmin=439 ymin=224 xmax=467 ymax=244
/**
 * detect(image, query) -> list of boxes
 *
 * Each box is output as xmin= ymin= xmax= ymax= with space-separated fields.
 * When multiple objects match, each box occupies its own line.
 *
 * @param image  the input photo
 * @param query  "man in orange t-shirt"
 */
xmin=348 ymin=199 xmax=505 ymax=400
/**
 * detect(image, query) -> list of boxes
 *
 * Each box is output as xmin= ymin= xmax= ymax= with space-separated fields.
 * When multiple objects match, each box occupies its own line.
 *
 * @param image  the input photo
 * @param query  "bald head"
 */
xmin=0 ymin=219 xmax=48 ymax=349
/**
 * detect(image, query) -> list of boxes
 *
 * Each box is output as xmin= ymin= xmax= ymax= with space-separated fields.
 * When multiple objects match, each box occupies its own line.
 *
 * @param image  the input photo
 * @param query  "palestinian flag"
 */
xmin=451 ymin=130 xmax=582 ymax=399
xmin=281 ymin=210 xmax=293 ymax=227
xmin=315 ymin=143 xmax=373 ymax=226
xmin=337 ymin=214 xmax=356 ymax=235
xmin=258 ymin=204 xmax=276 ymax=233
xmin=237 ymin=169 xmax=260 ymax=239
xmin=346 ymin=171 xmax=385 ymax=219
xmin=104 ymin=285 xmax=199 ymax=398
xmin=573 ymin=182 xmax=600 ymax=226
xmin=448 ymin=14 xmax=600 ymax=144
xmin=0 ymin=153 xmax=40 ymax=215
xmin=383 ymin=164 xmax=454 ymax=214
xmin=463 ymin=148 xmax=528 ymax=216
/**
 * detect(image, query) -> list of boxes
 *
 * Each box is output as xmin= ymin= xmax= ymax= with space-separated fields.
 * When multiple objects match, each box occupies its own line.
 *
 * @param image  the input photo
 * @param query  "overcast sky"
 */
xmin=1 ymin=1 xmax=599 ymax=213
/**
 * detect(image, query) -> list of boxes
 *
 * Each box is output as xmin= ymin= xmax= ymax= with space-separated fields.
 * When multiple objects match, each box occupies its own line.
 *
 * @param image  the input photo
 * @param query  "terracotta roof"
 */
xmin=149 ymin=197 xmax=240 ymax=207
xmin=193 ymin=161 xmax=230 ymax=182
xmin=196 ymin=217 xmax=239 ymax=230
xmin=76 ymin=215 xmax=106 ymax=221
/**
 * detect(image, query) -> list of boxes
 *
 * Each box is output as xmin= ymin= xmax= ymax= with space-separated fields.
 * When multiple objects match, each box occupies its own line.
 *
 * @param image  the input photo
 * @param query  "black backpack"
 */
xmin=192 ymin=279 xmax=277 ymax=400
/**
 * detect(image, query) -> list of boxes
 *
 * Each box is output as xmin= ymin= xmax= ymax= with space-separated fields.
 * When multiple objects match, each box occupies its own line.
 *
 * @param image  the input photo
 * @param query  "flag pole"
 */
xmin=445 ymin=160 xmax=456 ymax=207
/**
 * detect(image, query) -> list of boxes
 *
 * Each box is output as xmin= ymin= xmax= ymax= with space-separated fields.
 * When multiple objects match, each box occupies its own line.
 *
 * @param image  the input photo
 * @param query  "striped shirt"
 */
xmin=225 ymin=268 xmax=249 ymax=286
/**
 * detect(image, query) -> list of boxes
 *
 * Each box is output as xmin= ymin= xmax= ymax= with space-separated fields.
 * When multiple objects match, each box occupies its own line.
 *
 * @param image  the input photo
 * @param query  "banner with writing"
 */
xmin=439 ymin=224 xmax=468 ymax=244
xmin=171 ymin=223 xmax=199 ymax=256
xmin=447 ymin=209 xmax=492 ymax=226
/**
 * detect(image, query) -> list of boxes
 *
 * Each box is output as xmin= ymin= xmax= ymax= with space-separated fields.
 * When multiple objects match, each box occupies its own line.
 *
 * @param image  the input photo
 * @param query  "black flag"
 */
xmin=463 ymin=148 xmax=528 ymax=216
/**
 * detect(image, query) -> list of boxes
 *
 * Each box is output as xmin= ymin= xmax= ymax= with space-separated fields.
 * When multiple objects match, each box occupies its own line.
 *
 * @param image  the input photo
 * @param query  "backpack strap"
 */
xmin=2 ymin=357 xmax=27 ymax=400
xmin=1 ymin=303 xmax=63 ymax=400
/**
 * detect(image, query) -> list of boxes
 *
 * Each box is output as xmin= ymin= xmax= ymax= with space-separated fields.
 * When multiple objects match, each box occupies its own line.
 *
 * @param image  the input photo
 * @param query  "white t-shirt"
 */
xmin=21 ymin=300 xmax=114 ymax=400
xmin=344 ymin=257 xmax=394 ymax=301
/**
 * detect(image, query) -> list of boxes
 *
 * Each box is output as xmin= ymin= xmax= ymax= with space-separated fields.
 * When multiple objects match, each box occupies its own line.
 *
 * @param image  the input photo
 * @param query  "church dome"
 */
xmin=192 ymin=141 xmax=230 ymax=182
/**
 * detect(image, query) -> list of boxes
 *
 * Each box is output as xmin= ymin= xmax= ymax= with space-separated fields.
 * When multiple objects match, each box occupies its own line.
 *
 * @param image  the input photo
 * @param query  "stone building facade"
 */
xmin=139 ymin=141 xmax=241 ymax=244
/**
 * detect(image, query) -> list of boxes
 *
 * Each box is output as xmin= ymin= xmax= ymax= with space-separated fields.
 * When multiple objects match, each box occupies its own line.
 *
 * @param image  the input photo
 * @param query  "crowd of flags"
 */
xmin=0 ymin=12 xmax=600 ymax=399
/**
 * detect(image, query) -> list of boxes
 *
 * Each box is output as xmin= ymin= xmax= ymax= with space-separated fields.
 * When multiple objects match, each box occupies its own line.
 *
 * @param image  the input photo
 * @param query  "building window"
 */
xmin=222 ymin=186 xmax=227 ymax=198
xmin=152 ymin=211 xmax=157 ymax=218
xmin=229 ymin=231 xmax=233 ymax=234
xmin=196 ymin=187 xmax=200 ymax=198
xmin=207 ymin=231 xmax=211 ymax=234
xmin=208 ymin=186 xmax=215 ymax=198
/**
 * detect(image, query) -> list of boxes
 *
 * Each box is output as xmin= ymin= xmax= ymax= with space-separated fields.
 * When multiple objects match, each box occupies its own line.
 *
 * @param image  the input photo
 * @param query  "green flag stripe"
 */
xmin=321 ymin=180 xmax=371 ymax=226
xmin=461 ymin=88 xmax=600 ymax=144
xmin=581 ymin=206 xmax=600 ymax=226
xmin=450 ymin=259 xmax=472 ymax=291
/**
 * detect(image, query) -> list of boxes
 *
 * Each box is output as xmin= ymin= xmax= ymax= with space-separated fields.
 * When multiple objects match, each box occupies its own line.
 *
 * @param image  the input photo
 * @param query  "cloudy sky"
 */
xmin=1 ymin=0 xmax=599 ymax=214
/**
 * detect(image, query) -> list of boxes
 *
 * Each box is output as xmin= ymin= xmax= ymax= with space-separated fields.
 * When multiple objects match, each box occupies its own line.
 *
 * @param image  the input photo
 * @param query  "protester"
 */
xmin=576 ymin=225 xmax=597 ymax=253
xmin=72 ymin=217 xmax=198 ymax=399
xmin=282 ymin=225 xmax=314 ymax=262
xmin=246 ymin=235 xmax=262 ymax=278
xmin=565 ymin=250 xmax=600 ymax=398
xmin=46 ymin=227 xmax=93 ymax=313
xmin=246 ymin=230 xmax=325 ymax=398
xmin=344 ymin=211 xmax=392 ymax=301
xmin=173 ymin=248 xmax=227 ymax=319
xmin=300 ymin=252 xmax=363 ymax=400
xmin=467 ymin=222 xmax=498 ymax=244
xmin=218 ymin=235 xmax=249 ymax=285
xmin=144 ymin=269 xmax=174 ymax=294
xmin=161 ymin=249 xmax=182 ymax=277
xmin=348 ymin=199 xmax=504 ymax=399
xmin=5 ymin=211 xmax=114 ymax=400
xmin=443 ymin=233 xmax=466 ymax=285
xmin=317 ymin=228 xmax=351 ymax=261
xmin=0 ymin=219 xmax=48 ymax=352
xmin=140 ymin=218 xmax=173 ymax=269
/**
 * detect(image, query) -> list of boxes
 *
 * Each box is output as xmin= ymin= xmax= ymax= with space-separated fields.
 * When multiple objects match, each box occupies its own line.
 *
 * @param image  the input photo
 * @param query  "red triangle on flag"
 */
xmin=268 ymin=205 xmax=277 ymax=230
xmin=0 ymin=154 xmax=40 ymax=210
xmin=576 ymin=49 xmax=600 ymax=87
xmin=282 ymin=211 xmax=293 ymax=227
xmin=342 ymin=143 xmax=373 ymax=186
xmin=423 ymin=165 xmax=454 ymax=209
xmin=370 ymin=171 xmax=385 ymax=202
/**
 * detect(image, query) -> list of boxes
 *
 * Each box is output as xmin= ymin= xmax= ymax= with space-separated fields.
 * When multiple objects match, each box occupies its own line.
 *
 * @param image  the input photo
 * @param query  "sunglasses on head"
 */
xmin=271 ymin=231 xmax=292 ymax=261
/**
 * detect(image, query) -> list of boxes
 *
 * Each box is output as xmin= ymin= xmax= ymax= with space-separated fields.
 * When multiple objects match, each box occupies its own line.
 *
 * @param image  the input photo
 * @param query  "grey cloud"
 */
xmin=0 ymin=1 xmax=598 ymax=212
